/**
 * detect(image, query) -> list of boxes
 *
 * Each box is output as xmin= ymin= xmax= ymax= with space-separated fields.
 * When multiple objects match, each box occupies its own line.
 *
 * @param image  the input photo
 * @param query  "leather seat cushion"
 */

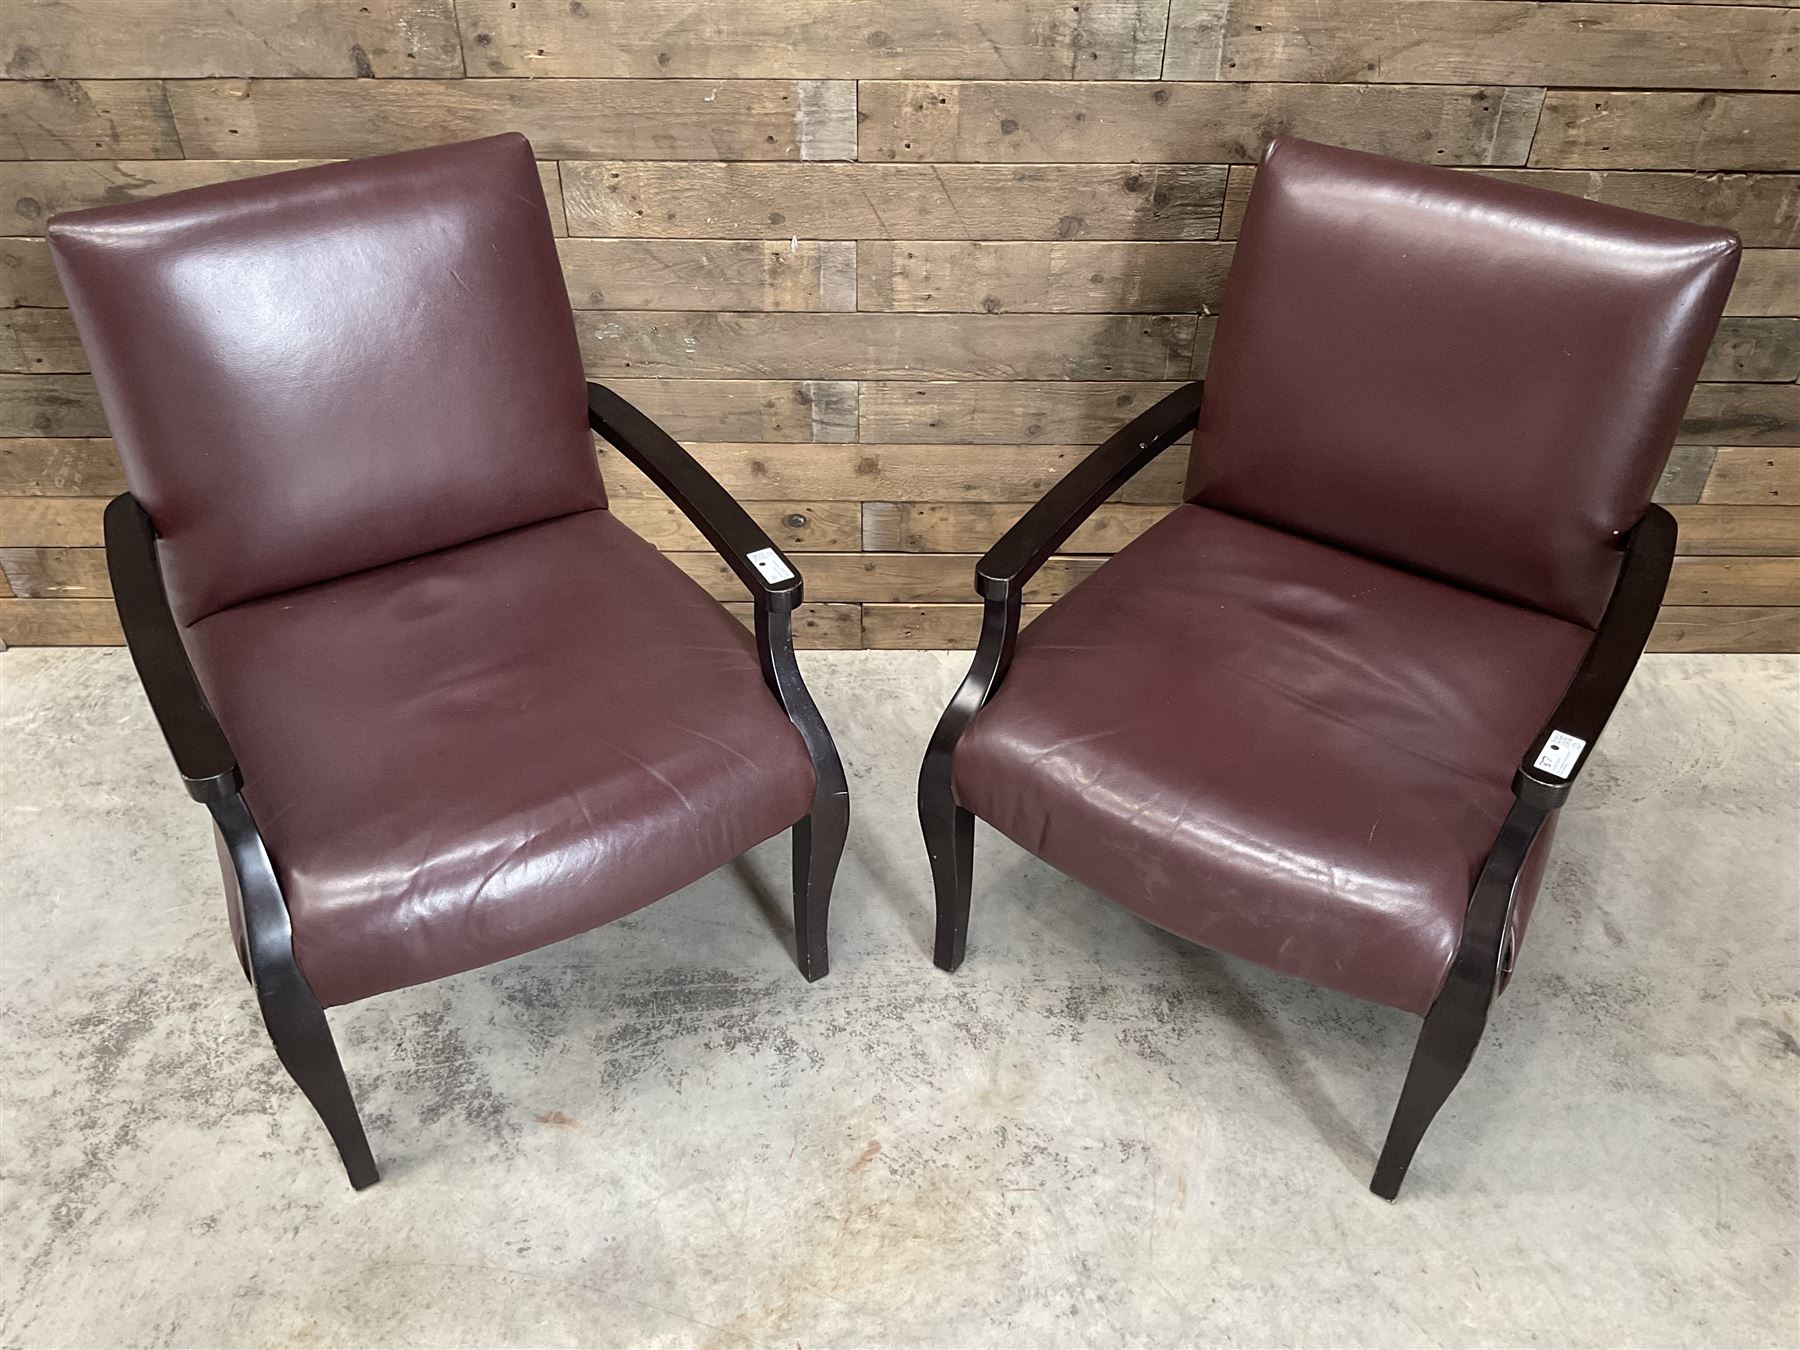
xmin=952 ymin=504 xmax=1591 ymax=1014
xmin=185 ymin=508 xmax=816 ymax=1007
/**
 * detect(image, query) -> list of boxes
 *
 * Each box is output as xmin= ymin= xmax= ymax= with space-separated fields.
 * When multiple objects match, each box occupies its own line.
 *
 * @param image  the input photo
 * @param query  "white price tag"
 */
xmin=1533 ymin=730 xmax=1586 ymax=778
xmin=747 ymin=547 xmax=795 ymax=584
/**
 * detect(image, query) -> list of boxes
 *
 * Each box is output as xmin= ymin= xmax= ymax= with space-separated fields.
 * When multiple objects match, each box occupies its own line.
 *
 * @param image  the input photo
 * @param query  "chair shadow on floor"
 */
xmin=971 ymin=832 xmax=1551 ymax=1192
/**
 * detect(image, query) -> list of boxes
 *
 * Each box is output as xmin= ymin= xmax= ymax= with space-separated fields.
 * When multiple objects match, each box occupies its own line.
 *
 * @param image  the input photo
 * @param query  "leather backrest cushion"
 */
xmin=49 ymin=134 xmax=603 ymax=623
xmin=1187 ymin=137 xmax=1739 ymax=626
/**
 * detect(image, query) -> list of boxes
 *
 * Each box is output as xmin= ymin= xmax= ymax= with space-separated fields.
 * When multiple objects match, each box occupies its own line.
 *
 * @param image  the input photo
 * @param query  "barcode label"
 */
xmin=1533 ymin=731 xmax=1586 ymax=778
xmin=747 ymin=547 xmax=795 ymax=584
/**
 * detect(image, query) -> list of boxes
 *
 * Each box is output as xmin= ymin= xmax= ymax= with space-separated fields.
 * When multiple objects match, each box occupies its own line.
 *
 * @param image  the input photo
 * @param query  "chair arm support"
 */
xmin=104 ymin=493 xmax=242 ymax=803
xmin=974 ymin=380 xmax=1206 ymax=602
xmin=588 ymin=381 xmax=803 ymax=614
xmin=1514 ymin=505 xmax=1677 ymax=810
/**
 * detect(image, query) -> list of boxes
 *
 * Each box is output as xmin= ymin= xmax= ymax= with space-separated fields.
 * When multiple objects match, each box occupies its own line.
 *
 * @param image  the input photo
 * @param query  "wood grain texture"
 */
xmin=1648 ymin=606 xmax=1800 ymax=652
xmin=1666 ymin=505 xmax=1800 ymax=554
xmin=0 ymin=80 xmax=181 ymax=159
xmin=0 ymin=240 xmax=61 ymax=308
xmin=1 ymin=1 xmax=464 ymax=78
xmin=455 ymin=0 xmax=1172 ymax=80
xmin=1701 ymin=447 xmax=1800 ymax=504
xmin=0 ymin=1 xmax=1793 ymax=652
xmin=859 ymin=381 xmax=1185 ymax=443
xmin=577 ymin=312 xmax=1198 ymax=380
xmin=0 ymin=440 xmax=123 ymax=495
xmin=860 ymin=81 xmax=1544 ymax=165
xmin=1665 ymin=556 xmax=1800 ymax=605
xmin=1218 ymin=165 xmax=1800 ymax=247
xmin=559 ymin=239 xmax=855 ymax=311
xmin=1170 ymin=1 xmax=1800 ymax=91
xmin=561 ymin=162 xmax=1227 ymax=240
xmin=1531 ymin=92 xmax=1800 ymax=171
xmin=598 ymin=440 xmax=1189 ymax=503
xmin=0 ymin=159 xmax=567 ymax=235
xmin=165 ymin=78 xmax=858 ymax=161
xmin=1728 ymin=252 xmax=1800 ymax=317
xmin=862 ymin=500 xmax=1174 ymax=552
xmin=858 ymin=240 xmax=1235 ymax=313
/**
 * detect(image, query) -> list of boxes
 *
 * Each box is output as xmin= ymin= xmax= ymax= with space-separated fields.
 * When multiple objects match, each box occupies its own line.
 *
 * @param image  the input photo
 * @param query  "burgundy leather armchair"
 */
xmin=920 ymin=138 xmax=1739 ymax=1198
xmin=50 ymin=135 xmax=849 ymax=1189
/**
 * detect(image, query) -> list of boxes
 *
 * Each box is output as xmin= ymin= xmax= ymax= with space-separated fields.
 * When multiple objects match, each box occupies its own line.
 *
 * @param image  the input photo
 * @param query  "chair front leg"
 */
xmin=213 ymin=793 xmax=378 ymax=1190
xmin=918 ymin=591 xmax=1021 ymax=972
xmin=758 ymin=603 xmax=849 ymax=982
xmin=1371 ymin=797 xmax=1549 ymax=1199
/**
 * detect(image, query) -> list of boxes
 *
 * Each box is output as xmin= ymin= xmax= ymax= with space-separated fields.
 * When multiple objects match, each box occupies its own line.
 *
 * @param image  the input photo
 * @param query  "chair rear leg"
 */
xmin=793 ymin=792 xmax=848 ymax=982
xmin=1370 ymin=989 xmax=1488 ymax=1200
xmin=921 ymin=792 xmax=975 ymax=973
xmin=256 ymin=979 xmax=379 ymax=1190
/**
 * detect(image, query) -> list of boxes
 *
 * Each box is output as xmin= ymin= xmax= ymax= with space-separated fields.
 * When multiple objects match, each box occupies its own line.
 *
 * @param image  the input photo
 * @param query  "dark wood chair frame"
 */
xmin=106 ymin=380 xmax=850 ymax=1190
xmin=917 ymin=378 xmax=1677 ymax=1199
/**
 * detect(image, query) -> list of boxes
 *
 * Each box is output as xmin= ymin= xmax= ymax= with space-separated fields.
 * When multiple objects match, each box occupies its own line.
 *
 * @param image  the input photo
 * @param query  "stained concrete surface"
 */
xmin=0 ymin=648 xmax=1795 ymax=1348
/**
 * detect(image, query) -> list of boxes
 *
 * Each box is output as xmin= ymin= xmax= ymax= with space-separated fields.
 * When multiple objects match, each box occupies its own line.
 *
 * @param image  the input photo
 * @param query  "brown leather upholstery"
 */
xmin=184 ymin=508 xmax=816 ymax=1008
xmin=49 ymin=134 xmax=601 ymax=624
xmin=1188 ymin=137 xmax=1739 ymax=627
xmin=953 ymin=504 xmax=1587 ymax=1015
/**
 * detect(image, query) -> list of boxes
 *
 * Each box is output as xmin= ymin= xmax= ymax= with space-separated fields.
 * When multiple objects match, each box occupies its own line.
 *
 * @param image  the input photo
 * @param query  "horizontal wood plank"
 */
xmin=561 ymin=162 xmax=1227 ymax=241
xmin=0 ymin=598 xmax=120 ymax=645
xmin=1218 ymin=166 xmax=1800 ymax=248
xmin=560 ymin=239 xmax=855 ymax=312
xmin=1172 ymin=1 xmax=1800 ymax=91
xmin=863 ymin=500 xmax=1174 ymax=552
xmin=610 ymin=498 xmax=861 ymax=552
xmin=165 ymin=78 xmax=857 ymax=161
xmin=0 ymin=375 xmax=105 ymax=437
xmin=1648 ymin=605 xmax=1800 ymax=652
xmin=1666 ymin=505 xmax=1800 ymax=554
xmin=0 ymin=440 xmax=122 ymax=495
xmin=0 ymin=309 xmax=83 ymax=374
xmin=862 ymin=602 xmax=1049 ymax=648
xmin=577 ymin=312 xmax=1199 ymax=381
xmin=0 ymin=80 xmax=181 ymax=160
xmin=1665 ymin=555 xmax=1800 ymax=606
xmin=0 ymin=160 xmax=566 ymax=235
xmin=455 ymin=0 xmax=1169 ymax=80
xmin=598 ymin=440 xmax=1189 ymax=504
xmin=1701 ymin=446 xmax=1800 ymax=504
xmin=1682 ymin=384 xmax=1800 ymax=446
xmin=0 ymin=496 xmax=107 ymax=546
xmin=599 ymin=379 xmax=858 ymax=443
xmin=0 ymin=240 xmax=61 ymax=308
xmin=1701 ymin=318 xmax=1800 ymax=383
xmin=1654 ymin=445 xmax=1718 ymax=505
xmin=858 ymin=381 xmax=1186 ymax=444
xmin=859 ymin=81 xmax=1544 ymax=165
xmin=1 ymin=1 xmax=463 ymax=78
xmin=0 ymin=546 xmax=108 ymax=598
xmin=858 ymin=240 xmax=1236 ymax=313
xmin=1727 ymin=251 xmax=1800 ymax=317
xmin=1531 ymin=91 xmax=1800 ymax=172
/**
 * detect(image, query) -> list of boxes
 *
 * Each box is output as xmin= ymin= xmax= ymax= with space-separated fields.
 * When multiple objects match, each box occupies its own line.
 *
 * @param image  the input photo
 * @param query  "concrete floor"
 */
xmin=0 ymin=649 xmax=1795 ymax=1348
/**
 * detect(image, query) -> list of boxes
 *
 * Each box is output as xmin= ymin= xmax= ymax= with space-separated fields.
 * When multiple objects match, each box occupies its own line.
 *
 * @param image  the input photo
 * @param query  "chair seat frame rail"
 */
xmin=104 ymin=384 xmax=848 ymax=1189
xmin=915 ymin=379 xmax=1677 ymax=1198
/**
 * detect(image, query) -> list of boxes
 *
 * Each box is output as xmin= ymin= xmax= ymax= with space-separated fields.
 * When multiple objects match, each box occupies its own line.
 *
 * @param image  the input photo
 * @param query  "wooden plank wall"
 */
xmin=1 ymin=0 xmax=1796 ymax=652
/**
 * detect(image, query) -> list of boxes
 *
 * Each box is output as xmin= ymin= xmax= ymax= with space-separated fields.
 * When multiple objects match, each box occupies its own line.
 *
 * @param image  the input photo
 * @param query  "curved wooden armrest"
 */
xmin=587 ymin=381 xmax=803 ymax=614
xmin=104 ymin=493 xmax=242 ymax=803
xmin=1515 ymin=505 xmax=1677 ymax=810
xmin=975 ymin=381 xmax=1205 ymax=601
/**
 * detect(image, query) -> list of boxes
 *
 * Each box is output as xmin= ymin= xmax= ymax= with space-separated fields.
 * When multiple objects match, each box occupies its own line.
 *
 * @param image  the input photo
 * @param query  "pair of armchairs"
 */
xmin=49 ymin=134 xmax=1737 ymax=1199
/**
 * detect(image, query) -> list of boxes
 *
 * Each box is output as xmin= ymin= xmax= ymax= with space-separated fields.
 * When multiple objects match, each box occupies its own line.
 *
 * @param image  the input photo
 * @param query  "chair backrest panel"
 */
xmin=1186 ymin=137 xmax=1739 ymax=627
xmin=50 ymin=134 xmax=603 ymax=624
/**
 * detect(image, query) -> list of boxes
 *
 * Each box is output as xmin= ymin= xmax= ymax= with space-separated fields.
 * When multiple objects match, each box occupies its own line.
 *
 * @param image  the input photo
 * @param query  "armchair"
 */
xmin=54 ymin=135 xmax=848 ymax=1189
xmin=920 ymin=138 xmax=1736 ymax=1198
